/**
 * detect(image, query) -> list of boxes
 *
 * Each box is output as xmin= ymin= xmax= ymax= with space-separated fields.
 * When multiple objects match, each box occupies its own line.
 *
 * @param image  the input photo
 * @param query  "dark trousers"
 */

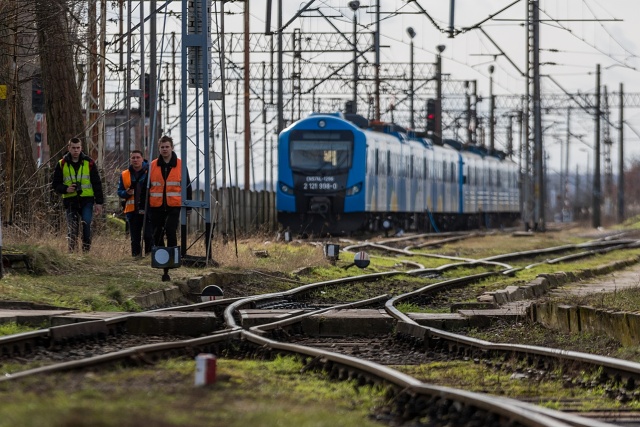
xmin=127 ymin=212 xmax=153 ymax=256
xmin=150 ymin=207 xmax=180 ymax=247
xmin=66 ymin=202 xmax=94 ymax=252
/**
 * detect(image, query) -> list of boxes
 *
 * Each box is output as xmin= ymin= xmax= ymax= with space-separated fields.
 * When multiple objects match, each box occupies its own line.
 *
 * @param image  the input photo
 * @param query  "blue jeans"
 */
xmin=66 ymin=202 xmax=94 ymax=252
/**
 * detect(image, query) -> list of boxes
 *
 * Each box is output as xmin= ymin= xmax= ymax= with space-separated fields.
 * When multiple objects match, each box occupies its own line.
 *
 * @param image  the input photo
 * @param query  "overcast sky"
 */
xmin=275 ymin=0 xmax=640 ymax=176
xmin=107 ymin=0 xmax=640 ymax=186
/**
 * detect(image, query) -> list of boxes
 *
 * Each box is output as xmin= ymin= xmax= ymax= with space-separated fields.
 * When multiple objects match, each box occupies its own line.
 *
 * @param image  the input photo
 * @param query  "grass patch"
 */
xmin=0 ymin=356 xmax=386 ymax=427
xmin=466 ymin=321 xmax=622 ymax=357
xmin=395 ymin=360 xmax=632 ymax=411
xmin=554 ymin=285 xmax=640 ymax=312
xmin=0 ymin=230 xmax=333 ymax=311
xmin=0 ymin=322 xmax=39 ymax=337
xmin=416 ymin=231 xmax=588 ymax=259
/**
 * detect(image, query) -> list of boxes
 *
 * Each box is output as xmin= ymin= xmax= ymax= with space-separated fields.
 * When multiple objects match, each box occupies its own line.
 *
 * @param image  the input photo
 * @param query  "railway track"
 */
xmin=2 ymin=233 xmax=640 ymax=426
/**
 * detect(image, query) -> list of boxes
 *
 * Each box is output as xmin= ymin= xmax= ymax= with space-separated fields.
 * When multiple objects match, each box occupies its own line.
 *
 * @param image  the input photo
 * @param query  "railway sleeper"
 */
xmin=4 ymin=342 xmax=28 ymax=357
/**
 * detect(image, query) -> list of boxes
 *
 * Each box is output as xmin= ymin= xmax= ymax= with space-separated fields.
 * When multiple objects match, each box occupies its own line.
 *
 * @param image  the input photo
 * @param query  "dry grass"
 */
xmin=0 ymin=220 xmax=333 ymax=311
xmin=2 ymin=219 xmax=329 ymax=273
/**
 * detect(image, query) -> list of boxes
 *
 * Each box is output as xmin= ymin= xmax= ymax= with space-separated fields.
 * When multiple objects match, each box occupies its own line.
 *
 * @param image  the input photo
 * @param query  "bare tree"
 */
xmin=0 ymin=1 xmax=38 ymax=223
xmin=34 ymin=0 xmax=84 ymax=161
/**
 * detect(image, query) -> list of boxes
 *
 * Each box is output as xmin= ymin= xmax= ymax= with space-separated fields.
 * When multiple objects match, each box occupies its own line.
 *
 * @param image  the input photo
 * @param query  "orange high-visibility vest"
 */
xmin=149 ymin=158 xmax=182 ymax=208
xmin=121 ymin=170 xmax=137 ymax=213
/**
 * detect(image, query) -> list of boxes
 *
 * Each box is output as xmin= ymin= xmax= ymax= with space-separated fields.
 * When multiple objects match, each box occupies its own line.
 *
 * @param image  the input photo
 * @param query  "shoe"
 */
xmin=161 ymin=273 xmax=171 ymax=282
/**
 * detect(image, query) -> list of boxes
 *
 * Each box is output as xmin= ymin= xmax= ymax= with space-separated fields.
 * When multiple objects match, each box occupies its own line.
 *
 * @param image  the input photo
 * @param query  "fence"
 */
xmin=197 ymin=187 xmax=277 ymax=236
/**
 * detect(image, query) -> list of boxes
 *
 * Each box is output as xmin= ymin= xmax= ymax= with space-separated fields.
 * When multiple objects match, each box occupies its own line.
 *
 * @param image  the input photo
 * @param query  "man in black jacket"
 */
xmin=52 ymin=138 xmax=104 ymax=252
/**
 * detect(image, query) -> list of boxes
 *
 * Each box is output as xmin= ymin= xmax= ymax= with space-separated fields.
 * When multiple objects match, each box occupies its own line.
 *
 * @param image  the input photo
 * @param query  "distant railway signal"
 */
xmin=32 ymin=77 xmax=44 ymax=114
xmin=354 ymin=251 xmax=370 ymax=269
xmin=426 ymin=99 xmax=436 ymax=132
xmin=324 ymin=243 xmax=340 ymax=264
xmin=201 ymin=285 xmax=224 ymax=301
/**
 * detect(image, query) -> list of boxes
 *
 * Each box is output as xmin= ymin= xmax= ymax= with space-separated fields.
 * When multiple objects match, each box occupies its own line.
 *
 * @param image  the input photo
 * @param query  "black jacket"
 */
xmin=52 ymin=152 xmax=104 ymax=209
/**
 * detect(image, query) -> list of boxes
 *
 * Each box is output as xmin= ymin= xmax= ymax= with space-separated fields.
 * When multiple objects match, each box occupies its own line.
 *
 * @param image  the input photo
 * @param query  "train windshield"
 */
xmin=289 ymin=130 xmax=353 ymax=172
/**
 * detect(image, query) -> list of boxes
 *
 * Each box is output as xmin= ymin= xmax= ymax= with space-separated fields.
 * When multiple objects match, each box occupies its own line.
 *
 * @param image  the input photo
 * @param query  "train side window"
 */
xmin=423 ymin=158 xmax=427 ymax=179
xmin=442 ymin=161 xmax=447 ymax=182
xmin=451 ymin=162 xmax=455 ymax=183
xmin=387 ymin=151 xmax=391 ymax=176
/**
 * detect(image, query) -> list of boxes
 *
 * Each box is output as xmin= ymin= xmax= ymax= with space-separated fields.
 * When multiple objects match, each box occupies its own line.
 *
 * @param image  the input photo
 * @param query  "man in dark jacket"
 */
xmin=52 ymin=138 xmax=104 ymax=252
xmin=117 ymin=150 xmax=153 ymax=257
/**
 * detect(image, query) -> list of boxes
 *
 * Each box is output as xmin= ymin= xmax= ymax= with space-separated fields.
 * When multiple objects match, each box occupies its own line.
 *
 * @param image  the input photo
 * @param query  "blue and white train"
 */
xmin=277 ymin=112 xmax=520 ymax=235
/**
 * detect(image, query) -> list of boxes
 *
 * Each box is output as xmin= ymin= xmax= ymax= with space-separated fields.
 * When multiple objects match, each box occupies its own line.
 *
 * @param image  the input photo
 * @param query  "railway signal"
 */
xmin=151 ymin=246 xmax=181 ymax=282
xmin=426 ymin=99 xmax=436 ymax=132
xmin=354 ymin=251 xmax=370 ymax=269
xmin=31 ymin=77 xmax=44 ymax=114
xmin=201 ymin=285 xmax=224 ymax=301
xmin=324 ymin=243 xmax=340 ymax=264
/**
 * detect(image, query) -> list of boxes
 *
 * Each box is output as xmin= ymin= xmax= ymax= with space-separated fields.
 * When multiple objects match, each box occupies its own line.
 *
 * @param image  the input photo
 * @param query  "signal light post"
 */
xmin=435 ymin=44 xmax=446 ymax=144
xmin=488 ymin=65 xmax=495 ymax=152
xmin=407 ymin=27 xmax=416 ymax=129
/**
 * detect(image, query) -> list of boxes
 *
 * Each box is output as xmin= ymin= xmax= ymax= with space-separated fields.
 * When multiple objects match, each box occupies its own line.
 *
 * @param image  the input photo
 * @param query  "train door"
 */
xmin=425 ymin=149 xmax=433 ymax=212
xmin=407 ymin=149 xmax=416 ymax=213
xmin=449 ymin=154 xmax=460 ymax=213
xmin=463 ymin=155 xmax=477 ymax=214
xmin=389 ymin=149 xmax=400 ymax=212
xmin=434 ymin=152 xmax=444 ymax=212
xmin=365 ymin=142 xmax=377 ymax=211
xmin=413 ymin=153 xmax=425 ymax=213
xmin=377 ymin=148 xmax=388 ymax=212
xmin=478 ymin=159 xmax=487 ymax=212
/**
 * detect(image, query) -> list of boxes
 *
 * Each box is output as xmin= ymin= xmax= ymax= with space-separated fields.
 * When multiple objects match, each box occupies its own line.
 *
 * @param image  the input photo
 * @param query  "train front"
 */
xmin=276 ymin=113 xmax=367 ymax=235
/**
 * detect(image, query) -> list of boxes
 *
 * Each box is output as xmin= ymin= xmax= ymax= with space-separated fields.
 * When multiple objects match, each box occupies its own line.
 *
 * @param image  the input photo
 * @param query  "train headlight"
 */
xmin=345 ymin=182 xmax=362 ymax=196
xmin=318 ymin=119 xmax=326 ymax=128
xmin=279 ymin=182 xmax=294 ymax=195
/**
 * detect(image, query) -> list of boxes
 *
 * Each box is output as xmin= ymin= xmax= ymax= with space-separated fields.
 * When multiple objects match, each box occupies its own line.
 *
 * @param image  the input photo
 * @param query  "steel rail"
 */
xmin=384 ymin=271 xmax=502 ymax=323
xmin=249 ymin=294 xmax=390 ymax=335
xmin=0 ymin=330 xmax=242 ymax=382
xmin=241 ymin=329 xmax=593 ymax=427
xmin=223 ymin=271 xmax=401 ymax=328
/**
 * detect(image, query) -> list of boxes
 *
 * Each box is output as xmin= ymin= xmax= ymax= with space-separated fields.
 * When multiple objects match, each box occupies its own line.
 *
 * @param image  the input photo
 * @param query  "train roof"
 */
xmin=442 ymin=139 xmax=510 ymax=160
xmin=295 ymin=112 xmax=512 ymax=159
